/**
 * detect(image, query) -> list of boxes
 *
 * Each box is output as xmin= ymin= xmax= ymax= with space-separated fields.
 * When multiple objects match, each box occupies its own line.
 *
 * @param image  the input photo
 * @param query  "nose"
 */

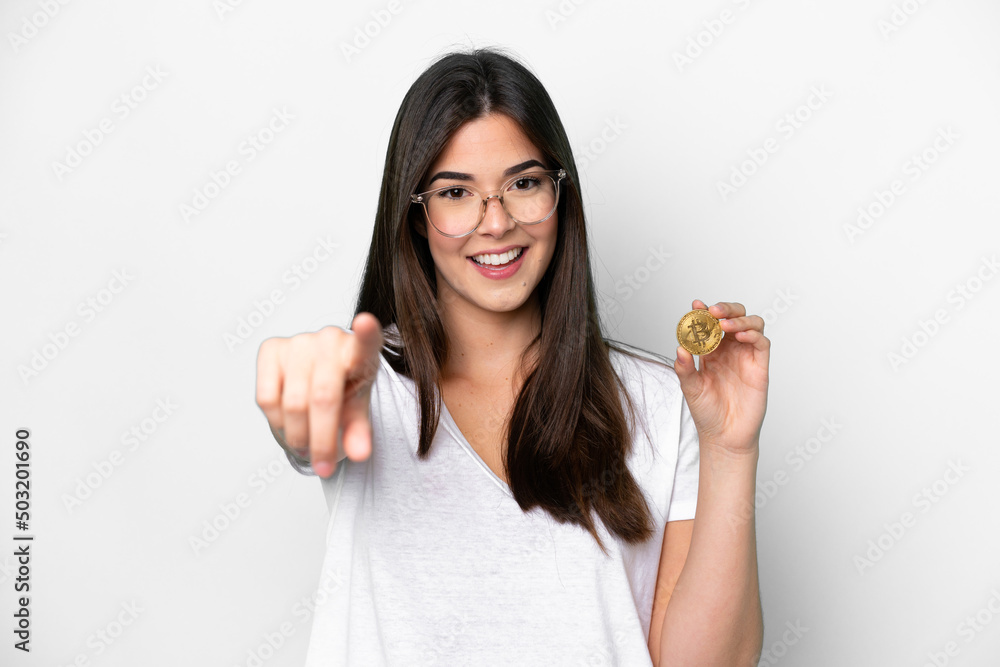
xmin=478 ymin=194 xmax=516 ymax=236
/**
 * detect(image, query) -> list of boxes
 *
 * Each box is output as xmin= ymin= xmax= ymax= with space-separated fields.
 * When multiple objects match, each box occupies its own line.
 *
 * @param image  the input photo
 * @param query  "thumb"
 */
xmin=675 ymin=345 xmax=701 ymax=393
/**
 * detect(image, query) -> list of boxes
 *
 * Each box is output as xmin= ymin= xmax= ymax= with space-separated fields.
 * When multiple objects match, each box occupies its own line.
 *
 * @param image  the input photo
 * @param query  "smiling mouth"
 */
xmin=469 ymin=247 xmax=525 ymax=267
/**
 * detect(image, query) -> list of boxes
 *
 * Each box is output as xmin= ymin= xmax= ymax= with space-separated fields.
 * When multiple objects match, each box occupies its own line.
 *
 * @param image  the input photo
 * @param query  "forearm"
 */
xmin=658 ymin=442 xmax=764 ymax=666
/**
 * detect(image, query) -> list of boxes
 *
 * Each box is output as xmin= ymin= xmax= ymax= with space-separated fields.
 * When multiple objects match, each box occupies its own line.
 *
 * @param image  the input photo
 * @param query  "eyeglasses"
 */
xmin=411 ymin=168 xmax=567 ymax=238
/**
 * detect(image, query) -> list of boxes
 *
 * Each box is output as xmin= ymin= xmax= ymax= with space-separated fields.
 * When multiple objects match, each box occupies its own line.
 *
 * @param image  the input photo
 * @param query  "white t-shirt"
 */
xmin=284 ymin=330 xmax=701 ymax=666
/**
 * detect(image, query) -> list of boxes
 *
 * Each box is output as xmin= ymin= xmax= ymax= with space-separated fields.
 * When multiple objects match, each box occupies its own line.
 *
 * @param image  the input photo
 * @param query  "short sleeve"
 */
xmin=665 ymin=394 xmax=700 ymax=522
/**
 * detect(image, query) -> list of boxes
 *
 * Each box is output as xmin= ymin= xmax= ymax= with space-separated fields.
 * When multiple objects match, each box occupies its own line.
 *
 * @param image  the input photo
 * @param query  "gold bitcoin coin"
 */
xmin=676 ymin=309 xmax=724 ymax=355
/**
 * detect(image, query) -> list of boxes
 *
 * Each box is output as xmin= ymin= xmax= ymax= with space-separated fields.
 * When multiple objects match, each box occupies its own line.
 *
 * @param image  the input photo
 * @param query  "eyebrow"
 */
xmin=426 ymin=159 xmax=546 ymax=187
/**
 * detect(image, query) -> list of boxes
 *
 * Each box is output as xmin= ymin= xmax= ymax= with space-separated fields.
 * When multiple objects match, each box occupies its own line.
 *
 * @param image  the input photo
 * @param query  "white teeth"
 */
xmin=473 ymin=247 xmax=522 ymax=266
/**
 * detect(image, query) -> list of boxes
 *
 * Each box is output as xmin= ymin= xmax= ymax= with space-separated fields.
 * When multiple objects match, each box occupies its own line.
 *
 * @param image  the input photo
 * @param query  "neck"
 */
xmin=438 ymin=289 xmax=542 ymax=385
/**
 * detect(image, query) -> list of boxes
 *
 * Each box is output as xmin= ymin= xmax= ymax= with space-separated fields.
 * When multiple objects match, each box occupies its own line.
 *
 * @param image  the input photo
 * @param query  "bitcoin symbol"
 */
xmin=687 ymin=321 xmax=710 ymax=345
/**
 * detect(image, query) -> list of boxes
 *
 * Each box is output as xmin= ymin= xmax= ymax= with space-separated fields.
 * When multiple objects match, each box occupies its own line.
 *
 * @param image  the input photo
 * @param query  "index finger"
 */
xmin=709 ymin=301 xmax=746 ymax=319
xmin=342 ymin=312 xmax=384 ymax=390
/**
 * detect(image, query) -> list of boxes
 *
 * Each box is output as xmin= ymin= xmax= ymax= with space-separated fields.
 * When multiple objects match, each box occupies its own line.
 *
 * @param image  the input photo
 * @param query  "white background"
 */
xmin=2 ymin=1 xmax=999 ymax=665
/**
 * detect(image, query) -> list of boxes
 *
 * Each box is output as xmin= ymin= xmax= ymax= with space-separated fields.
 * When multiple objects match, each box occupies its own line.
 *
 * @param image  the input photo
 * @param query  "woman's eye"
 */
xmin=436 ymin=187 xmax=470 ymax=199
xmin=510 ymin=177 xmax=540 ymax=191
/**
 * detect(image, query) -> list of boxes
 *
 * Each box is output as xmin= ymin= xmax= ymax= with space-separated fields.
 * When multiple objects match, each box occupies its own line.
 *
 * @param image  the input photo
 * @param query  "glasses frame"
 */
xmin=410 ymin=168 xmax=567 ymax=238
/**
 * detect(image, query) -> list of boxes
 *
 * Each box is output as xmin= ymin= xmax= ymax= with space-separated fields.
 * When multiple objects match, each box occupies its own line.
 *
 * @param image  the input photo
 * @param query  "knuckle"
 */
xmin=291 ymin=330 xmax=320 ymax=349
xmin=257 ymin=336 xmax=275 ymax=356
xmin=282 ymin=393 xmax=308 ymax=413
xmin=318 ymin=325 xmax=345 ymax=343
xmin=309 ymin=384 xmax=340 ymax=407
xmin=258 ymin=335 xmax=288 ymax=360
xmin=256 ymin=390 xmax=276 ymax=409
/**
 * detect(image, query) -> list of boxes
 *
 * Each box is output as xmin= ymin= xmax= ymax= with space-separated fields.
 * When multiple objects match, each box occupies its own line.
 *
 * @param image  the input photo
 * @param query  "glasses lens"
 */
xmin=504 ymin=174 xmax=557 ymax=224
xmin=425 ymin=186 xmax=481 ymax=237
xmin=424 ymin=173 xmax=559 ymax=236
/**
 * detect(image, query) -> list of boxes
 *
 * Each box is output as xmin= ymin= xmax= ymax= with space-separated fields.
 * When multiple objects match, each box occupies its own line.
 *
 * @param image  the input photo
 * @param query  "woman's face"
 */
xmin=415 ymin=113 xmax=558 ymax=317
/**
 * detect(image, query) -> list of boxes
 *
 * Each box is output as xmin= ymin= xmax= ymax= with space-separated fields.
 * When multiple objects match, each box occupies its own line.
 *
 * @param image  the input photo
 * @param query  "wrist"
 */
xmin=699 ymin=439 xmax=760 ymax=471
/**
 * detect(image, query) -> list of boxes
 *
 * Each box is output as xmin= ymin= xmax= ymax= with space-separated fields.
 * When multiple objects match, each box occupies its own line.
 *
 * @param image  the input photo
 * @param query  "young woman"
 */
xmin=256 ymin=47 xmax=769 ymax=666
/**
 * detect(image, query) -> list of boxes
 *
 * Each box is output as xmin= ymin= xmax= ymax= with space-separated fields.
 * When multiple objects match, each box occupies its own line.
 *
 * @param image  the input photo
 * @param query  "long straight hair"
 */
xmin=354 ymin=46 xmax=674 ymax=556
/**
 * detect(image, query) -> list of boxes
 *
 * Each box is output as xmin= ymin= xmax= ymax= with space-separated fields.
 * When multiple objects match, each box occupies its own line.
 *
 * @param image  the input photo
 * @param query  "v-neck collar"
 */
xmin=438 ymin=399 xmax=513 ymax=498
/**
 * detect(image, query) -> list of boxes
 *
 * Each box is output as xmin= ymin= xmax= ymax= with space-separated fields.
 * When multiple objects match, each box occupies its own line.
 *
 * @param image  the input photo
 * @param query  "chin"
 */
xmin=478 ymin=289 xmax=538 ymax=313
